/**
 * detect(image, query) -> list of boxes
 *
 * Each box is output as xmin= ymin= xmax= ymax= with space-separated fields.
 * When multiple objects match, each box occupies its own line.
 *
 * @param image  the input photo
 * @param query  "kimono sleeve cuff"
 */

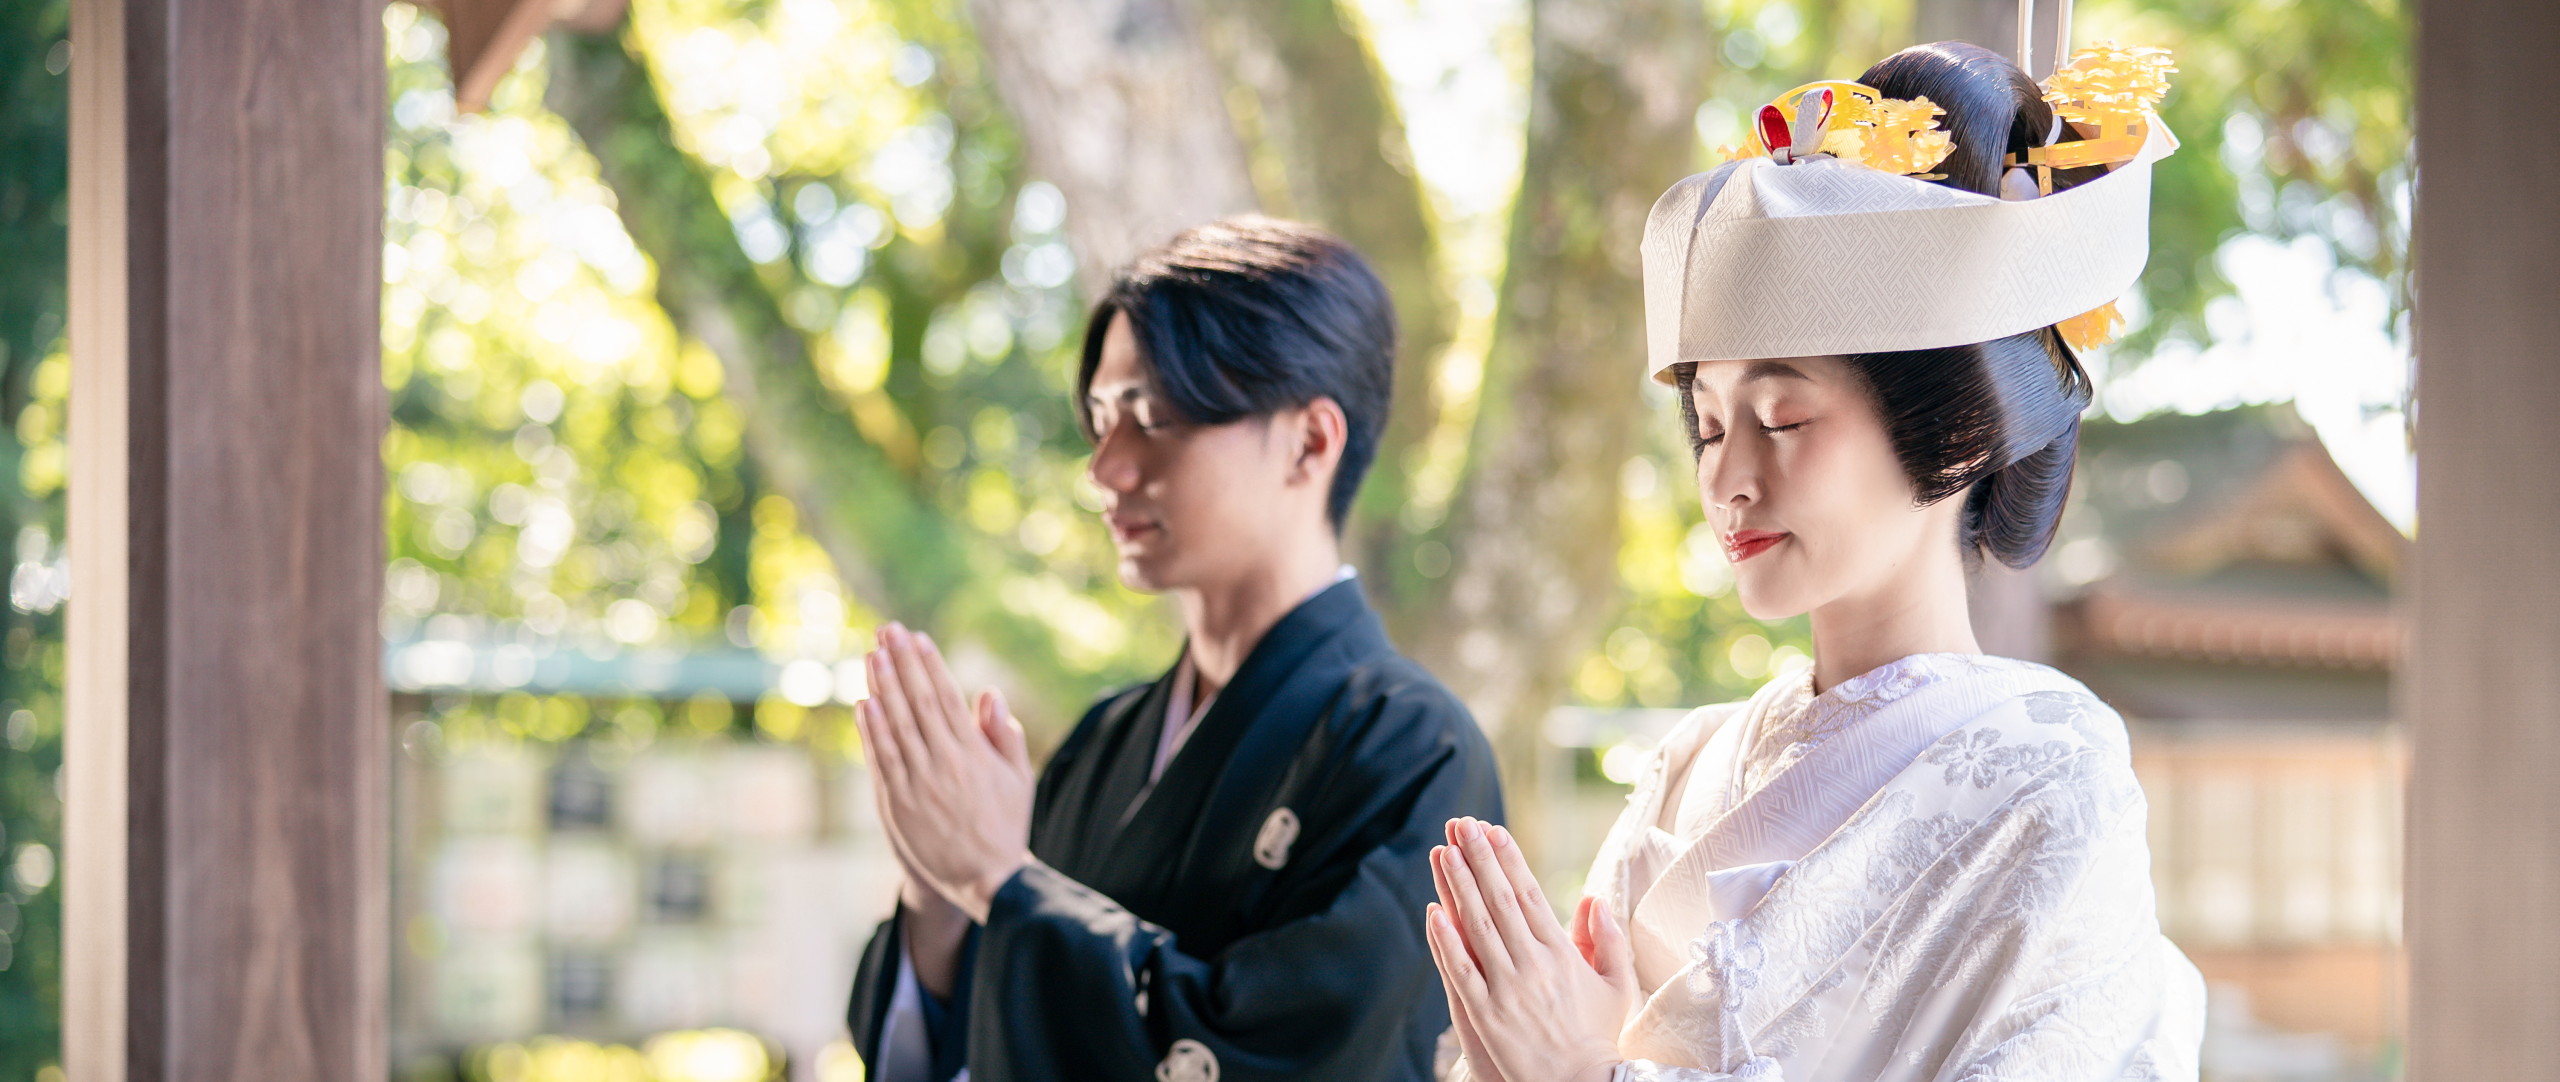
xmin=984 ymin=855 xmax=1094 ymax=928
xmin=1618 ymin=1056 xmax=1783 ymax=1081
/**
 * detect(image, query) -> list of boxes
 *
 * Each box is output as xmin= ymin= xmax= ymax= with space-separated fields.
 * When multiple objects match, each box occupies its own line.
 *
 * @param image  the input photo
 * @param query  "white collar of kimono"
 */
xmin=1151 ymin=564 xmax=1360 ymax=782
xmin=1615 ymin=653 xmax=2028 ymax=993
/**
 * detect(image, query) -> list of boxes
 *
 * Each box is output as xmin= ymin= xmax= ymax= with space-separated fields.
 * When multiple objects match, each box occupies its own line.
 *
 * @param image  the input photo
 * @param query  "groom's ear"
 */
xmin=1283 ymin=396 xmax=1347 ymax=487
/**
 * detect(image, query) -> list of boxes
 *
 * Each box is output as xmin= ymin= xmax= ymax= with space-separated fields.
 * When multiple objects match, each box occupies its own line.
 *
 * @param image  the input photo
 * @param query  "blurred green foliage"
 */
xmin=0 ymin=0 xmax=66 ymax=1075
xmin=381 ymin=0 xmax=1180 ymax=745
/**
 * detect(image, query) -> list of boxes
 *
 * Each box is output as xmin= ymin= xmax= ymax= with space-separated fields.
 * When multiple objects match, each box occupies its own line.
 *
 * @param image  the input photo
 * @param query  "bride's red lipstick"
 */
xmin=1724 ymin=529 xmax=1787 ymax=562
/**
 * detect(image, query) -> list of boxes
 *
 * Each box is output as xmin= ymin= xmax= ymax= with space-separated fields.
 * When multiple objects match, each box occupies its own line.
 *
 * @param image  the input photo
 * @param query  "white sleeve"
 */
xmin=874 ymin=948 xmax=939 ymax=1082
xmin=1621 ymin=1057 xmax=1782 ymax=1080
xmin=1446 ymin=1057 xmax=1774 ymax=1081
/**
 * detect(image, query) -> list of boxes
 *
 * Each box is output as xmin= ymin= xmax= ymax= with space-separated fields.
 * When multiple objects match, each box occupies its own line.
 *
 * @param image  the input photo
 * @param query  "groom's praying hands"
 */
xmin=854 ymin=623 xmax=1034 ymax=924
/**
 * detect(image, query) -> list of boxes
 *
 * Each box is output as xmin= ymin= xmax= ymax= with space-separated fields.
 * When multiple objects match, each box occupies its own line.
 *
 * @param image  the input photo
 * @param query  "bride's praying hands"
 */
xmin=1426 ymin=817 xmax=1639 ymax=1082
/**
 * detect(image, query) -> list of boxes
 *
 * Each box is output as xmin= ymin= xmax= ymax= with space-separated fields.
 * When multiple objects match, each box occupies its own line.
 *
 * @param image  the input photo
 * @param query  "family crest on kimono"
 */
xmin=1424 ymin=34 xmax=2208 ymax=1082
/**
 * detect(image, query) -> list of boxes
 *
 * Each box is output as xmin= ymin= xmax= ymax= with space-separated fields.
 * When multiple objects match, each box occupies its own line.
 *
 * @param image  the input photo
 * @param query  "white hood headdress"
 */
xmin=1640 ymin=43 xmax=2178 ymax=384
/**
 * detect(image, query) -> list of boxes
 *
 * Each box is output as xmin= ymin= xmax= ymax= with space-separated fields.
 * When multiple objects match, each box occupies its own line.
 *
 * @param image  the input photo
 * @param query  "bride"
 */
xmin=1426 ymin=40 xmax=2206 ymax=1082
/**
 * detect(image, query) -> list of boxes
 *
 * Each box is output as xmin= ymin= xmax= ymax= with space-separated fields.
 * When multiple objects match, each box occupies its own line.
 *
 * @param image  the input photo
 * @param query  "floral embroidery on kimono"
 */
xmin=1446 ymin=654 xmax=2204 ymax=1082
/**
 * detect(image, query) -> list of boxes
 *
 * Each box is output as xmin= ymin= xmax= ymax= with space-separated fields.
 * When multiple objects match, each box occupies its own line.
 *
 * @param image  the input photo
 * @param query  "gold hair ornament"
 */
xmin=2011 ymin=42 xmax=2175 ymax=349
xmin=1680 ymin=41 xmax=2173 ymax=358
xmin=1718 ymin=81 xmax=1957 ymax=179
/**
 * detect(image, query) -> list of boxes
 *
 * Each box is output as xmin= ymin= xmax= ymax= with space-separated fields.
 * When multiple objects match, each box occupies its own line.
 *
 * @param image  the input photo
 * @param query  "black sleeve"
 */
xmin=849 ymin=692 xmax=1121 ymax=1078
xmin=964 ymin=693 xmax=1503 ymax=1082
xmin=845 ymin=910 xmax=978 ymax=1082
xmin=845 ymin=911 xmax=901 ymax=1069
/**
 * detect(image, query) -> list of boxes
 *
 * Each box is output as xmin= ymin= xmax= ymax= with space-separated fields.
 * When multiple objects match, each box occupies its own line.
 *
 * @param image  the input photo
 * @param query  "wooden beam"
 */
xmin=435 ymin=0 xmax=629 ymax=113
xmin=2407 ymin=0 xmax=2560 ymax=1076
xmin=65 ymin=0 xmax=387 ymax=1074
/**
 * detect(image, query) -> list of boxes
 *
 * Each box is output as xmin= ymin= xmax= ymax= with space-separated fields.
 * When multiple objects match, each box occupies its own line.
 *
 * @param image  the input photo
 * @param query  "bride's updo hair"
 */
xmin=1867 ymin=43 xmax=2105 ymax=572
xmin=1677 ymin=42 xmax=2095 ymax=568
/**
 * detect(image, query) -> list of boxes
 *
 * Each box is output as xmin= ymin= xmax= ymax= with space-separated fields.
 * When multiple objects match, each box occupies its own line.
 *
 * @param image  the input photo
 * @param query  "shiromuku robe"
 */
xmin=850 ymin=578 xmax=1504 ymax=1082
xmin=1453 ymin=653 xmax=2204 ymax=1082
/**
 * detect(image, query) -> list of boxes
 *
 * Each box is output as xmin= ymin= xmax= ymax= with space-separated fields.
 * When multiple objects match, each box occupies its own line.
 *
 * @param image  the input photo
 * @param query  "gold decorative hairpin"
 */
xmin=1719 ymin=81 xmax=1957 ymax=179
xmin=1712 ymin=41 xmax=2175 ymax=352
xmin=2005 ymin=42 xmax=2177 ymax=195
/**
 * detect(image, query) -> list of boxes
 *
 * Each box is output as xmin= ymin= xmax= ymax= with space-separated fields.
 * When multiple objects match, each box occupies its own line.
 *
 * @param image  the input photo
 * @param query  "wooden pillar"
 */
xmin=1912 ymin=0 xmax=2069 ymax=75
xmin=64 ymin=0 xmax=387 ymax=1074
xmin=2406 ymin=1 xmax=2560 ymax=1076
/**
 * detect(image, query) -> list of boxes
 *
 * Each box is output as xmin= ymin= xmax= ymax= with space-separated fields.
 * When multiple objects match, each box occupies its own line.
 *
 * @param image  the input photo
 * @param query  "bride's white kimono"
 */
xmin=1454 ymin=653 xmax=2204 ymax=1081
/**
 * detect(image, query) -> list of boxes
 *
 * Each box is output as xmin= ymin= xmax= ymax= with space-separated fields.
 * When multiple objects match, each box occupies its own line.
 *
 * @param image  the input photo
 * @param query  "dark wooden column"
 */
xmin=2407 ymin=0 xmax=2560 ymax=1076
xmin=1913 ymin=0 xmax=2071 ymax=74
xmin=64 ymin=0 xmax=387 ymax=1074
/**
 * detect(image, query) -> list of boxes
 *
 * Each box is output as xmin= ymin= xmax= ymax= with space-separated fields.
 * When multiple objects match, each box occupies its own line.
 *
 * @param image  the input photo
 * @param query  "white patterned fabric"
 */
xmin=1446 ymin=654 xmax=2204 ymax=1081
xmin=1639 ymin=120 xmax=2176 ymax=383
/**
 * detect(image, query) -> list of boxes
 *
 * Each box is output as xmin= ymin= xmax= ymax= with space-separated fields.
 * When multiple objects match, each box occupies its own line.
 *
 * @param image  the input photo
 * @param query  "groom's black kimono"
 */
xmin=847 ymin=578 xmax=1501 ymax=1081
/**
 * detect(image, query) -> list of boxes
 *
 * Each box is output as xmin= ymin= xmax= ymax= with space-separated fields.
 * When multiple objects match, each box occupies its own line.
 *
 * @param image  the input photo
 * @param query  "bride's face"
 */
xmin=1683 ymin=356 xmax=1959 ymax=621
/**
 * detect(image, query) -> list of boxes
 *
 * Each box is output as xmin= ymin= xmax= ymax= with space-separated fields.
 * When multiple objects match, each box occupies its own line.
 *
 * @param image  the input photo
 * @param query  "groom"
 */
xmin=848 ymin=216 xmax=1503 ymax=1082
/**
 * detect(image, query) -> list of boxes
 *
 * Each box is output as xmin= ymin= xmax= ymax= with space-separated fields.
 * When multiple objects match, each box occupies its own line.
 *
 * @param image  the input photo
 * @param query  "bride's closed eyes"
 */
xmin=1692 ymin=416 xmax=1810 ymax=451
xmin=1681 ymin=356 xmax=1831 ymax=454
xmin=1699 ymin=401 xmax=1822 ymax=457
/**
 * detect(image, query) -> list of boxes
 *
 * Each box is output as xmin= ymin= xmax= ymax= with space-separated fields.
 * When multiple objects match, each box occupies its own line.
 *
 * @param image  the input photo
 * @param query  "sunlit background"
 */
xmin=0 ymin=0 xmax=2407 ymax=1078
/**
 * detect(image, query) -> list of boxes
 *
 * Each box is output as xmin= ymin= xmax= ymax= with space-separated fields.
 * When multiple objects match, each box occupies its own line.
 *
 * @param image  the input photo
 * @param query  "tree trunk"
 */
xmin=1190 ymin=0 xmax=1456 ymax=590
xmin=962 ymin=0 xmax=1257 ymax=290
xmin=545 ymin=27 xmax=1090 ymax=702
xmin=546 ymin=29 xmax=930 ymax=613
xmin=966 ymin=1 xmax=1457 ymax=583
xmin=1410 ymin=0 xmax=1708 ymax=851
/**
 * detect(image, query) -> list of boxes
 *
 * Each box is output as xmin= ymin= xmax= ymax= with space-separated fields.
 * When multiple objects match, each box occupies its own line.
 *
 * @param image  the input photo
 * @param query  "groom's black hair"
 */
xmin=1074 ymin=215 xmax=1397 ymax=531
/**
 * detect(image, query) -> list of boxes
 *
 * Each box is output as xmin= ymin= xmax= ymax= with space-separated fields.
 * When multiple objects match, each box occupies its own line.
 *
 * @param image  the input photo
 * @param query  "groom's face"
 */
xmin=1081 ymin=313 xmax=1315 ymax=594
